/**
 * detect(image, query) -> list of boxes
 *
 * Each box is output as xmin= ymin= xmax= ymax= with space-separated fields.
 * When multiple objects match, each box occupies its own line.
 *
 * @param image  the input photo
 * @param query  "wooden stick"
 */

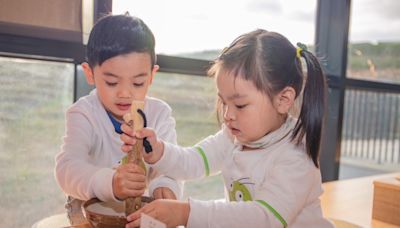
xmin=125 ymin=100 xmax=146 ymax=216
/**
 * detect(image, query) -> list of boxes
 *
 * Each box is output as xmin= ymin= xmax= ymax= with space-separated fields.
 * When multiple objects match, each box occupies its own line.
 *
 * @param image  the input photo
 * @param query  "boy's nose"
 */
xmin=117 ymin=85 xmax=132 ymax=98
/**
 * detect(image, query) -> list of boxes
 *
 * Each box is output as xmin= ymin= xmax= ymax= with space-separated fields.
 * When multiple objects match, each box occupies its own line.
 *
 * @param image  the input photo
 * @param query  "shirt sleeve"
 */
xmin=149 ymin=128 xmax=234 ymax=180
xmin=187 ymin=149 xmax=323 ymax=228
xmin=54 ymin=109 xmax=118 ymax=202
xmin=146 ymin=104 xmax=183 ymax=199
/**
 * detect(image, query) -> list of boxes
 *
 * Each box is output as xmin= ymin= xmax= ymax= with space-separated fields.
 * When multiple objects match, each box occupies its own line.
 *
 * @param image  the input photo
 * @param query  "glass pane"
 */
xmin=348 ymin=0 xmax=400 ymax=84
xmin=0 ymin=57 xmax=74 ymax=227
xmin=340 ymin=89 xmax=400 ymax=179
xmin=149 ymin=72 xmax=224 ymax=200
xmin=113 ymin=0 xmax=317 ymax=60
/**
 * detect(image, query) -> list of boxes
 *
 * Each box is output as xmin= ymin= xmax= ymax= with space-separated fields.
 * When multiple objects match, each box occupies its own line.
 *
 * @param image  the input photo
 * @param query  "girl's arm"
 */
xmin=146 ymin=105 xmax=184 ymax=199
xmin=121 ymin=125 xmax=233 ymax=180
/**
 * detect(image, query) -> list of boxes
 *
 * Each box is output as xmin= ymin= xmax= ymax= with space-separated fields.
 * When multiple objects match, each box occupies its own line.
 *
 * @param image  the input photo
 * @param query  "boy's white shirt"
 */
xmin=151 ymin=117 xmax=334 ymax=228
xmin=55 ymin=89 xmax=182 ymax=202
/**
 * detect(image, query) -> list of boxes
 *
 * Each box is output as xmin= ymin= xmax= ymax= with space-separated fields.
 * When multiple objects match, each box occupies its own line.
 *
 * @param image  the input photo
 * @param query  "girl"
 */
xmin=121 ymin=29 xmax=334 ymax=228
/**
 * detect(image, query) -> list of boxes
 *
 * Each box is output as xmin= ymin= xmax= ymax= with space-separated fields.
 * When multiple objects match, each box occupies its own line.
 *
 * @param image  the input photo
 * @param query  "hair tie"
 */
xmin=296 ymin=47 xmax=302 ymax=59
xmin=296 ymin=42 xmax=308 ymax=58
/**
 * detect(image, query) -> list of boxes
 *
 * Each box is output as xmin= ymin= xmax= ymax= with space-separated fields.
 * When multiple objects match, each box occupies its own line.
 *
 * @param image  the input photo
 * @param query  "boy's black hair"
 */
xmin=86 ymin=14 xmax=156 ymax=67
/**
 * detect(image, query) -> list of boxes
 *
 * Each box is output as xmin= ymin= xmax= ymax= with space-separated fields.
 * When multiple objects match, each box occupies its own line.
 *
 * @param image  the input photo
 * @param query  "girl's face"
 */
xmin=83 ymin=52 xmax=158 ymax=121
xmin=216 ymin=70 xmax=285 ymax=144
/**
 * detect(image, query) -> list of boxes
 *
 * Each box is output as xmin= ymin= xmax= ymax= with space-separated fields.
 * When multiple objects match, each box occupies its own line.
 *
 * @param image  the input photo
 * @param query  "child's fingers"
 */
xmin=121 ymin=189 xmax=145 ymax=199
xmin=126 ymin=209 xmax=142 ymax=222
xmin=153 ymin=188 xmax=163 ymax=199
xmin=161 ymin=188 xmax=177 ymax=200
xmin=135 ymin=128 xmax=156 ymax=140
xmin=120 ymin=133 xmax=137 ymax=145
xmin=121 ymin=123 xmax=134 ymax=136
xmin=121 ymin=144 xmax=133 ymax=153
xmin=123 ymin=181 xmax=146 ymax=190
xmin=126 ymin=163 xmax=146 ymax=175
xmin=123 ymin=173 xmax=146 ymax=184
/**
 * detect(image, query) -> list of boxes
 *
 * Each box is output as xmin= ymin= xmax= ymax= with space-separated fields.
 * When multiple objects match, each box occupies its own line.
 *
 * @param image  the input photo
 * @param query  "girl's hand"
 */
xmin=126 ymin=199 xmax=189 ymax=228
xmin=153 ymin=187 xmax=177 ymax=200
xmin=120 ymin=123 xmax=164 ymax=164
xmin=112 ymin=163 xmax=146 ymax=200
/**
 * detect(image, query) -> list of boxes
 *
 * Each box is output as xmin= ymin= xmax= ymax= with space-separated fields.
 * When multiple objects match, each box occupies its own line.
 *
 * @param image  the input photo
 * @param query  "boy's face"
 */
xmin=82 ymin=52 xmax=158 ymax=121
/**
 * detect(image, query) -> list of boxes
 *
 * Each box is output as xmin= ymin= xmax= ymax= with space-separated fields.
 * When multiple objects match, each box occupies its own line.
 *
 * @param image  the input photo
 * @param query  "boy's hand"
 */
xmin=153 ymin=187 xmax=177 ymax=200
xmin=126 ymin=199 xmax=189 ymax=228
xmin=120 ymin=123 xmax=164 ymax=164
xmin=112 ymin=163 xmax=146 ymax=200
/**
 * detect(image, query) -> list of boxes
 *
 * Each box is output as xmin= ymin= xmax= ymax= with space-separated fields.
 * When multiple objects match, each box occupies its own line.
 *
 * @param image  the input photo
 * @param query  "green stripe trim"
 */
xmin=195 ymin=146 xmax=210 ymax=176
xmin=256 ymin=200 xmax=287 ymax=228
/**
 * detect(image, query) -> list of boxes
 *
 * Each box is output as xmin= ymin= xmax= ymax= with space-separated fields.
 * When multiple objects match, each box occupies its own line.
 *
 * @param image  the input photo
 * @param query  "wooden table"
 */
xmin=32 ymin=213 xmax=90 ymax=228
xmin=33 ymin=173 xmax=400 ymax=228
xmin=321 ymin=172 xmax=400 ymax=228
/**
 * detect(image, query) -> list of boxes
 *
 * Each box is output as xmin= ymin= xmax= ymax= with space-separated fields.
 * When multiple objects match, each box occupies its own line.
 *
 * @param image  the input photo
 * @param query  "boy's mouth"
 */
xmin=116 ymin=103 xmax=131 ymax=111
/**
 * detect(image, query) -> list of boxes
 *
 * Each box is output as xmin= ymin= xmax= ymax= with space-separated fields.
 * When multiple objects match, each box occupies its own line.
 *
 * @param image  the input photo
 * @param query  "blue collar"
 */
xmin=107 ymin=112 xmax=123 ymax=134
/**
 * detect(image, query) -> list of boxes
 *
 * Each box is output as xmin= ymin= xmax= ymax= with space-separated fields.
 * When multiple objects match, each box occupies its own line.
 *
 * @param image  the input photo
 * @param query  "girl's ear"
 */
xmin=81 ymin=62 xmax=95 ymax=85
xmin=274 ymin=86 xmax=296 ymax=114
xmin=149 ymin=64 xmax=159 ymax=84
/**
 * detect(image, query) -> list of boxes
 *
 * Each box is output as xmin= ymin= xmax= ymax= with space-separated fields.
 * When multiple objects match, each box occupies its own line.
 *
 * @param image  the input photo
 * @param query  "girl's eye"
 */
xmin=105 ymin=82 xmax=117 ymax=87
xmin=236 ymin=104 xmax=247 ymax=109
xmin=133 ymin=83 xmax=144 ymax=87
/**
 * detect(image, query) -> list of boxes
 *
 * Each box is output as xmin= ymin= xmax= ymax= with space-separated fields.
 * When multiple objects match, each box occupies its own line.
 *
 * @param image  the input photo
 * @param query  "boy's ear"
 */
xmin=149 ymin=64 xmax=160 ymax=84
xmin=81 ymin=62 xmax=95 ymax=85
xmin=274 ymin=86 xmax=296 ymax=114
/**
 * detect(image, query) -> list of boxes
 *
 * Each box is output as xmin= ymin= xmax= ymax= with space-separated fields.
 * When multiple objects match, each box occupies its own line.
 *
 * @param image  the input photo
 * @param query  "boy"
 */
xmin=54 ymin=14 xmax=182 ymax=225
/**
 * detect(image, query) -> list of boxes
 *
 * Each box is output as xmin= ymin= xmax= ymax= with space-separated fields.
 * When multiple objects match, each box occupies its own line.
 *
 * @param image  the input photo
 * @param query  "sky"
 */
xmin=113 ymin=0 xmax=400 ymax=55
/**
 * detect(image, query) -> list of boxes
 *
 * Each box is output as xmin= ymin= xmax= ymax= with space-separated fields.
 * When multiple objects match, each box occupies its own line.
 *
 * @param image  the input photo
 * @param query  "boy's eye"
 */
xmin=133 ymin=83 xmax=144 ymax=87
xmin=105 ymin=82 xmax=117 ymax=87
xmin=236 ymin=104 xmax=248 ymax=109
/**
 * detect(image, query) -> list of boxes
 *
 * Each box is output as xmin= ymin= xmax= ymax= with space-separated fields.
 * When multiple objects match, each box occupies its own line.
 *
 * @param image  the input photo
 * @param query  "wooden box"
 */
xmin=372 ymin=176 xmax=400 ymax=226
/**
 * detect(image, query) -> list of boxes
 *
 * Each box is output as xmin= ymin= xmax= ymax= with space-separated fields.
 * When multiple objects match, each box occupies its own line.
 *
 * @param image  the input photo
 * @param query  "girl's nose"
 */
xmin=223 ymin=106 xmax=235 ymax=121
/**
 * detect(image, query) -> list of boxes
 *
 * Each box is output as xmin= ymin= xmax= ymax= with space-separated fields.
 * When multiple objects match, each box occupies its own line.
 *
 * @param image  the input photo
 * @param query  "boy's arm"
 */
xmin=54 ymin=110 xmax=117 ymax=202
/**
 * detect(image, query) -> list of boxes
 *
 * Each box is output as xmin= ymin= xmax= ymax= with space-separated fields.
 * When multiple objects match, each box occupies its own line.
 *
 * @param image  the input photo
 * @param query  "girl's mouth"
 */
xmin=230 ymin=127 xmax=240 ymax=136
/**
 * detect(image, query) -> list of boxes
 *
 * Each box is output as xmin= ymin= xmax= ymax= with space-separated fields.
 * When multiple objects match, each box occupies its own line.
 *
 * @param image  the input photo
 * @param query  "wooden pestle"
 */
xmin=125 ymin=100 xmax=147 ymax=216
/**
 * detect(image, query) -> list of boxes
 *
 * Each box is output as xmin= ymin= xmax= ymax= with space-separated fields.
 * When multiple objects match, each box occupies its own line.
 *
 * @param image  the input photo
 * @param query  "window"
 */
xmin=149 ymin=72 xmax=224 ymax=199
xmin=113 ymin=0 xmax=317 ymax=60
xmin=347 ymin=0 xmax=400 ymax=84
xmin=0 ymin=56 xmax=74 ymax=227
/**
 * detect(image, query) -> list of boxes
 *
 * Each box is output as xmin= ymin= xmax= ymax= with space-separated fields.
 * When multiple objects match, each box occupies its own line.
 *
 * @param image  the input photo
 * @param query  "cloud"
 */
xmin=355 ymin=0 xmax=400 ymax=20
xmin=350 ymin=0 xmax=400 ymax=42
xmin=246 ymin=0 xmax=282 ymax=14
xmin=290 ymin=11 xmax=315 ymax=22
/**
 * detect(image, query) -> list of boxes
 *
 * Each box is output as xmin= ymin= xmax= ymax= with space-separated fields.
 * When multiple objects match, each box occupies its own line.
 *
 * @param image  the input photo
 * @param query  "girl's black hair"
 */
xmin=209 ymin=29 xmax=327 ymax=168
xmin=86 ymin=14 xmax=156 ymax=67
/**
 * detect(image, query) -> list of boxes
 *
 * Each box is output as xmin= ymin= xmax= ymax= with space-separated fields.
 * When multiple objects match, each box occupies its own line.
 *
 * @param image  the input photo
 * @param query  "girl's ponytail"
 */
xmin=292 ymin=45 xmax=327 ymax=168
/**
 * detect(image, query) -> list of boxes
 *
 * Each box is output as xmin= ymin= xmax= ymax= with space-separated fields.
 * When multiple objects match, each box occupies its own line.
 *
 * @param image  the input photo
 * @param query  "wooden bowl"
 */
xmin=82 ymin=197 xmax=153 ymax=228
